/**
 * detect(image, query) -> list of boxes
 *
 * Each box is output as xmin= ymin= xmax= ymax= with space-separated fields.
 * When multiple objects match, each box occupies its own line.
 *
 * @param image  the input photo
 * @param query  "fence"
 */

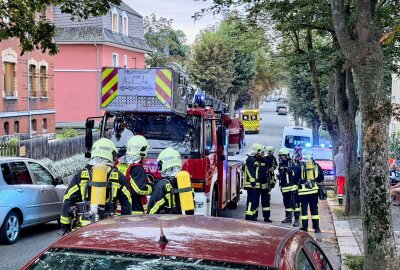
xmin=0 ymin=132 xmax=103 ymax=161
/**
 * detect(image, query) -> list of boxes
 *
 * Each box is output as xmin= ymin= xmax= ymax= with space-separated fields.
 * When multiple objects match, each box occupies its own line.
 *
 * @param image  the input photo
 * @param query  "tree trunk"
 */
xmin=312 ymin=119 xmax=320 ymax=146
xmin=295 ymin=116 xmax=300 ymax=126
xmin=330 ymin=1 xmax=396 ymax=268
xmin=334 ymin=67 xmax=361 ymax=215
xmin=228 ymin=94 xmax=238 ymax=117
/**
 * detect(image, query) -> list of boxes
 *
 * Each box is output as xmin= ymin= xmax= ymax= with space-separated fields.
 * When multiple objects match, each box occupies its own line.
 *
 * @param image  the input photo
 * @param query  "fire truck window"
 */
xmin=305 ymin=242 xmax=332 ymax=270
xmin=8 ymin=162 xmax=33 ymax=185
xmin=251 ymin=115 xmax=257 ymax=120
xmin=296 ymin=249 xmax=314 ymax=270
xmin=205 ymin=120 xmax=213 ymax=150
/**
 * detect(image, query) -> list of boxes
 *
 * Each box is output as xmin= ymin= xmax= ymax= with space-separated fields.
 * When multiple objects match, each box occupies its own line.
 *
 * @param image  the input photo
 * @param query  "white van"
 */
xmin=281 ymin=126 xmax=313 ymax=151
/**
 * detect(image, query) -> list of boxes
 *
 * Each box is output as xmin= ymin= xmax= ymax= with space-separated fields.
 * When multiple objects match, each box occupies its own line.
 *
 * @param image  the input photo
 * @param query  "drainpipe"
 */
xmin=27 ymin=52 xmax=32 ymax=139
xmin=94 ymin=41 xmax=100 ymax=117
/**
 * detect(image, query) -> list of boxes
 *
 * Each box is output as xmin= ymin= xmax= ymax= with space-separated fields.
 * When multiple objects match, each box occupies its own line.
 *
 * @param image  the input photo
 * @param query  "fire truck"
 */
xmin=84 ymin=67 xmax=243 ymax=216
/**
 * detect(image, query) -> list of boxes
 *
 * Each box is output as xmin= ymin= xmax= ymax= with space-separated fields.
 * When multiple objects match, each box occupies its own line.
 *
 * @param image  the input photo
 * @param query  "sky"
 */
xmin=124 ymin=0 xmax=223 ymax=44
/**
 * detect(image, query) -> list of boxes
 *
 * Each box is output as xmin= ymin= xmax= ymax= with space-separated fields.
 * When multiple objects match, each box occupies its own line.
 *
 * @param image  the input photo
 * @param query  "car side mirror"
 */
xmin=205 ymin=149 xmax=210 ymax=156
xmin=220 ymin=154 xmax=226 ymax=161
xmin=53 ymin=177 xmax=64 ymax=186
xmin=217 ymin=126 xmax=227 ymax=146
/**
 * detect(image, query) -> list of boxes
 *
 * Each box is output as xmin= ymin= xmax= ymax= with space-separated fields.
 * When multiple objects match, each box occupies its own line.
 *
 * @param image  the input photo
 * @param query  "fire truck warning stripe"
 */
xmin=102 ymin=83 xmax=118 ymax=104
xmin=102 ymin=75 xmax=118 ymax=95
xmin=156 ymin=76 xmax=172 ymax=97
xmin=102 ymin=91 xmax=118 ymax=107
xmin=157 ymin=70 xmax=172 ymax=90
xmin=102 ymin=67 xmax=116 ymax=80
xmin=161 ymin=69 xmax=172 ymax=82
xmin=102 ymin=68 xmax=118 ymax=88
xmin=156 ymin=84 xmax=172 ymax=106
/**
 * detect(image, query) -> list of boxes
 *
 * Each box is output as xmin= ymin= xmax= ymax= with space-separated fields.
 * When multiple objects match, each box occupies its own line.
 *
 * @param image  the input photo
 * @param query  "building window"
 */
xmin=4 ymin=62 xmax=16 ymax=96
xmin=31 ymin=119 xmax=37 ymax=133
xmin=4 ymin=122 xmax=9 ymax=135
xmin=42 ymin=118 xmax=47 ymax=131
xmin=40 ymin=65 xmax=47 ymax=96
xmin=122 ymin=12 xmax=128 ymax=36
xmin=124 ymin=55 xmax=128 ymax=68
xmin=29 ymin=64 xmax=37 ymax=96
xmin=112 ymin=8 xmax=118 ymax=32
xmin=14 ymin=121 xmax=19 ymax=133
xmin=112 ymin=53 xmax=119 ymax=67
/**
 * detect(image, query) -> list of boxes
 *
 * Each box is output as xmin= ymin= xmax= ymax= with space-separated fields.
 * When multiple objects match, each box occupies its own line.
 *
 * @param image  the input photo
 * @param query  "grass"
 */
xmin=343 ymin=254 xmax=364 ymax=270
xmin=333 ymin=206 xmax=345 ymax=220
xmin=327 ymin=190 xmax=336 ymax=199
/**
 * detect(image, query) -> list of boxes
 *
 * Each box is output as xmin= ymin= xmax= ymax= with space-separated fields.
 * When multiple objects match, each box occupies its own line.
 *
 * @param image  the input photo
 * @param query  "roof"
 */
xmin=55 ymin=27 xmax=151 ymax=52
xmin=0 ymin=157 xmax=31 ymax=162
xmin=53 ymin=215 xmax=299 ymax=268
xmin=117 ymin=1 xmax=143 ymax=18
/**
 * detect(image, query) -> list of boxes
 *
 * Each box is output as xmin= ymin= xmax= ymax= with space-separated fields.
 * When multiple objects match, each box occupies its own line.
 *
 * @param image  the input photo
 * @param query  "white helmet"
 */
xmin=126 ymin=135 xmax=150 ymax=158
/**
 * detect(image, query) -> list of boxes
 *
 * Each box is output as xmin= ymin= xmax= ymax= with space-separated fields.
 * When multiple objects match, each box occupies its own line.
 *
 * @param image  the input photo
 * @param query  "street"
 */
xmin=0 ymin=102 xmax=340 ymax=269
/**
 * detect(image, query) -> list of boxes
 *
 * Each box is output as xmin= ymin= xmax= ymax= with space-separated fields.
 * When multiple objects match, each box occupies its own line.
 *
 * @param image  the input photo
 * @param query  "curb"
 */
xmin=327 ymin=198 xmax=362 ymax=270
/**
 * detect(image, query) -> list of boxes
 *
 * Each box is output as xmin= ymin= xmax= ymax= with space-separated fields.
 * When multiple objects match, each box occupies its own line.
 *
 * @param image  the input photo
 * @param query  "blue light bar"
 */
xmin=305 ymin=143 xmax=312 ymax=148
xmin=194 ymin=92 xmax=206 ymax=108
xmin=320 ymin=143 xmax=326 ymax=148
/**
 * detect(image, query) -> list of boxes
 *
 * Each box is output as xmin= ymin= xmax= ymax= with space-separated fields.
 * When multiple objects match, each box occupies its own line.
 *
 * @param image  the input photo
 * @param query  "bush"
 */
xmin=389 ymin=131 xmax=400 ymax=160
xmin=344 ymin=254 xmax=364 ymax=270
xmin=40 ymin=154 xmax=87 ymax=179
xmin=59 ymin=128 xmax=78 ymax=139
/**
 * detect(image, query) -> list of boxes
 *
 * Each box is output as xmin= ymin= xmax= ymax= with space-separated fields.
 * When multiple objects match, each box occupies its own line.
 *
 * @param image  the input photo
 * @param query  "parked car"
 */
xmin=0 ymin=157 xmax=66 ymax=245
xmin=310 ymin=148 xmax=334 ymax=186
xmin=22 ymin=215 xmax=333 ymax=270
xmin=278 ymin=107 xmax=288 ymax=115
xmin=276 ymin=98 xmax=287 ymax=112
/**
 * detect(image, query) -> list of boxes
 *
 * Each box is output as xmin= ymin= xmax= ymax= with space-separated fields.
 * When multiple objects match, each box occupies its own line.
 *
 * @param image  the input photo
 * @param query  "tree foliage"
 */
xmin=0 ymin=0 xmax=122 ymax=55
xmin=143 ymin=14 xmax=190 ymax=67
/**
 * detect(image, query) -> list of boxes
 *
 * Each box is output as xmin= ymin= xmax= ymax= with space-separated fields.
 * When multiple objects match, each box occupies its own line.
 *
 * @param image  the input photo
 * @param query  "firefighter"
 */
xmin=278 ymin=147 xmax=300 ymax=226
xmin=147 ymin=147 xmax=194 ymax=215
xmin=60 ymin=138 xmax=132 ymax=234
xmin=116 ymin=135 xmax=153 ymax=214
xmin=298 ymin=148 xmax=324 ymax=233
xmin=244 ymin=143 xmax=269 ymax=221
xmin=263 ymin=146 xmax=278 ymax=222
xmin=291 ymin=147 xmax=303 ymax=227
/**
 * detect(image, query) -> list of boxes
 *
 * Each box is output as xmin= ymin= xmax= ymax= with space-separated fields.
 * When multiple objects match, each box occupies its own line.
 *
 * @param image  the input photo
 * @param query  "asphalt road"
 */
xmin=0 ymin=101 xmax=339 ymax=269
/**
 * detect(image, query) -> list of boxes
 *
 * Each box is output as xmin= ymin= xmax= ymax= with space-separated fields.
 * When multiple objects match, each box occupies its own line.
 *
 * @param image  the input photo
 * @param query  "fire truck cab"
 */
xmin=85 ymin=67 xmax=243 ymax=216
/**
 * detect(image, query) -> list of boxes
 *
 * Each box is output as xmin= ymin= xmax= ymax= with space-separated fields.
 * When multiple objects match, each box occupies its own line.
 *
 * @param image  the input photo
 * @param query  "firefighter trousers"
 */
xmin=293 ymin=191 xmax=300 ymax=220
xmin=282 ymin=190 xmax=294 ymax=219
xmin=299 ymin=193 xmax=319 ymax=230
xmin=246 ymin=188 xmax=270 ymax=220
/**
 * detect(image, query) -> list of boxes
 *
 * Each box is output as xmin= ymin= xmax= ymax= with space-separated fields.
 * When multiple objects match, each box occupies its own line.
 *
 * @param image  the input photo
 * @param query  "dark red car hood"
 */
xmin=53 ymin=215 xmax=296 ymax=267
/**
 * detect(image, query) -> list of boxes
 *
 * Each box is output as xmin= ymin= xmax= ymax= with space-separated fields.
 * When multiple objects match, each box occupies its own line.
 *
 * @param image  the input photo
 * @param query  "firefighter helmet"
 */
xmin=157 ymin=147 xmax=182 ymax=173
xmin=278 ymin=147 xmax=290 ymax=157
xmin=252 ymin=143 xmax=265 ymax=155
xmin=127 ymin=135 xmax=150 ymax=157
xmin=265 ymin=146 xmax=275 ymax=154
xmin=91 ymin=138 xmax=117 ymax=162
xmin=302 ymin=148 xmax=313 ymax=161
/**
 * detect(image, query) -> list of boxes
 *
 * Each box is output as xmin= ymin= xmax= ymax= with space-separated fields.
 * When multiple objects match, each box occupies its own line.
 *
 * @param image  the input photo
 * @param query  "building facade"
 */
xmin=53 ymin=2 xmax=151 ymax=125
xmin=0 ymin=8 xmax=55 ymax=139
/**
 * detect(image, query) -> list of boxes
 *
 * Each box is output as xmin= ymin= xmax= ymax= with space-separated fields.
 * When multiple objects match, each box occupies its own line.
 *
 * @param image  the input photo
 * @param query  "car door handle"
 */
xmin=16 ymin=189 xmax=24 ymax=193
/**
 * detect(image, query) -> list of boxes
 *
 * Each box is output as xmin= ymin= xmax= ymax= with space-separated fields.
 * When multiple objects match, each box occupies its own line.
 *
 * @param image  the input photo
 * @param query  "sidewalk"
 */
xmin=327 ymin=197 xmax=400 ymax=269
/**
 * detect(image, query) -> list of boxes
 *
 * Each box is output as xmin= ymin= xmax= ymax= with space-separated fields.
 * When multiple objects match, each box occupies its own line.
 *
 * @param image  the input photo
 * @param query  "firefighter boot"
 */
xmin=264 ymin=218 xmax=272 ymax=223
xmin=301 ymin=218 xmax=308 ymax=231
xmin=312 ymin=219 xmax=321 ymax=233
xmin=293 ymin=218 xmax=300 ymax=227
xmin=281 ymin=212 xmax=293 ymax=224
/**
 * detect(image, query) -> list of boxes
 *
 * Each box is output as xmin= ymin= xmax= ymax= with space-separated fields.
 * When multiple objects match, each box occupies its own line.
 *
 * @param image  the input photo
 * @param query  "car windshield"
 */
xmin=27 ymin=249 xmax=273 ymax=270
xmin=284 ymin=135 xmax=311 ymax=149
xmin=111 ymin=114 xmax=202 ymax=156
xmin=311 ymin=149 xmax=332 ymax=160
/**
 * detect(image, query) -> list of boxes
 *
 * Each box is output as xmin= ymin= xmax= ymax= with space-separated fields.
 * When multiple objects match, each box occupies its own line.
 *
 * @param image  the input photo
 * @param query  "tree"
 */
xmin=330 ymin=0 xmax=396 ymax=268
xmin=0 ymin=0 xmax=121 ymax=55
xmin=143 ymin=14 xmax=190 ymax=67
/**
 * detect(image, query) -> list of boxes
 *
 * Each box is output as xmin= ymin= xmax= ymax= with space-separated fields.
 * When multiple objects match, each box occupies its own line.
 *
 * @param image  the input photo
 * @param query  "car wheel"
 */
xmin=0 ymin=211 xmax=21 ymax=245
xmin=211 ymin=186 xmax=219 ymax=217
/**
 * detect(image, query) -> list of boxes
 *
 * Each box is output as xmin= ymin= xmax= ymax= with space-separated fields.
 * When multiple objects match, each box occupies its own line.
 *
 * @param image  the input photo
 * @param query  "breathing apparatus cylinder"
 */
xmin=90 ymin=163 xmax=108 ymax=214
xmin=176 ymin=171 xmax=194 ymax=212
xmin=305 ymin=160 xmax=315 ymax=181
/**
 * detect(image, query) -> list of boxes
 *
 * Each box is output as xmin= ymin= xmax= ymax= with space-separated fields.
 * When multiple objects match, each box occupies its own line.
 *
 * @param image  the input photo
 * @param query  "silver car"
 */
xmin=0 ymin=157 xmax=66 ymax=245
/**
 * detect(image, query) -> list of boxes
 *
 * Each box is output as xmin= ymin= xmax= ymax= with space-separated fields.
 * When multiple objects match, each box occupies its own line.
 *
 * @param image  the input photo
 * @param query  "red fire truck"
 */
xmin=85 ymin=67 xmax=243 ymax=216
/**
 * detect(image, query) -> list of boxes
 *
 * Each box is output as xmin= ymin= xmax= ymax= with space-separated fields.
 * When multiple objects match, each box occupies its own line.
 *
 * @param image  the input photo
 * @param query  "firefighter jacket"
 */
xmin=278 ymin=159 xmax=300 ymax=193
xmin=147 ymin=178 xmax=194 ymax=215
xmin=116 ymin=163 xmax=153 ymax=214
xmin=265 ymin=155 xmax=278 ymax=187
xmin=298 ymin=161 xmax=324 ymax=196
xmin=60 ymin=166 xmax=132 ymax=226
xmin=244 ymin=155 xmax=269 ymax=189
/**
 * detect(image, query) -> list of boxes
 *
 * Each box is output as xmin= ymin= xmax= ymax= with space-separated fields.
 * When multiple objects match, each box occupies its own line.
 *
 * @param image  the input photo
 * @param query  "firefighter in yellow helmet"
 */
xmin=278 ymin=147 xmax=301 ymax=226
xmin=60 ymin=138 xmax=132 ymax=234
xmin=244 ymin=143 xmax=270 ymax=221
xmin=147 ymin=147 xmax=194 ymax=215
xmin=298 ymin=148 xmax=324 ymax=233
xmin=115 ymin=135 xmax=153 ymax=214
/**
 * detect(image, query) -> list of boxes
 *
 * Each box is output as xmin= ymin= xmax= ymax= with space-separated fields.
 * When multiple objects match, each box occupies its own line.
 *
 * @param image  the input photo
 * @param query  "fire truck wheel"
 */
xmin=227 ymin=184 xmax=240 ymax=210
xmin=211 ymin=187 xmax=219 ymax=217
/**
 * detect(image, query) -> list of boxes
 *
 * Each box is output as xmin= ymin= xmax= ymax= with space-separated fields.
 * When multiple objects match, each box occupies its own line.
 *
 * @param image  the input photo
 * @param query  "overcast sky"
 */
xmin=124 ymin=0 xmax=223 ymax=44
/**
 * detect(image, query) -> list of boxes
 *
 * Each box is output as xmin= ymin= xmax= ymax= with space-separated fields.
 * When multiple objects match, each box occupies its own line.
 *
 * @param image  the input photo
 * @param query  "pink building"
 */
xmin=53 ymin=2 xmax=150 ymax=125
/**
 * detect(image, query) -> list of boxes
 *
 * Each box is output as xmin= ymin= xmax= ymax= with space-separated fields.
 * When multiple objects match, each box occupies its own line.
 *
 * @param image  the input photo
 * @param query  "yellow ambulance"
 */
xmin=241 ymin=109 xmax=261 ymax=134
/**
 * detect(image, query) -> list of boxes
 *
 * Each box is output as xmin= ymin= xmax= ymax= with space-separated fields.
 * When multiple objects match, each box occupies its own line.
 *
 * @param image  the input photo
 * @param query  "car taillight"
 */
xmin=191 ymin=180 xmax=206 ymax=192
